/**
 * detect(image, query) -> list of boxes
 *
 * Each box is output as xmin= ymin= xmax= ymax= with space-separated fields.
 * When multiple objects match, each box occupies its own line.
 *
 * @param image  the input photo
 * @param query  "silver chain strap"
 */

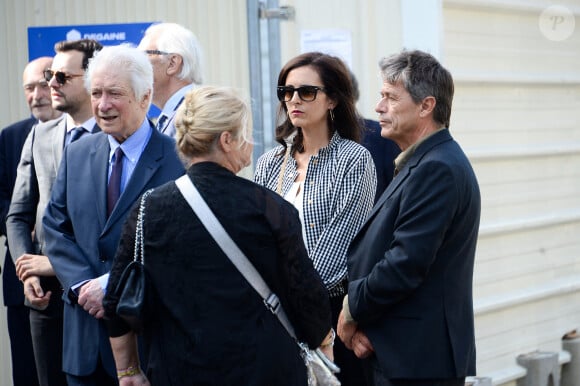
xmin=133 ymin=189 xmax=154 ymax=264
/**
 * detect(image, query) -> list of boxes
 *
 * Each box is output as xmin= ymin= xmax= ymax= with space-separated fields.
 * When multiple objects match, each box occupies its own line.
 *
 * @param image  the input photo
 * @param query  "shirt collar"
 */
xmin=318 ymin=131 xmax=342 ymax=154
xmin=66 ymin=116 xmax=96 ymax=133
xmin=107 ymin=118 xmax=152 ymax=164
xmin=394 ymin=127 xmax=446 ymax=172
xmin=160 ymin=84 xmax=194 ymax=117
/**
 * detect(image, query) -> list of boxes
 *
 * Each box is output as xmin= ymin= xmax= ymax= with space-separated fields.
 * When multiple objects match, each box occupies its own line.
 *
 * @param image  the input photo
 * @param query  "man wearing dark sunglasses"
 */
xmin=6 ymin=38 xmax=102 ymax=386
xmin=138 ymin=22 xmax=203 ymax=137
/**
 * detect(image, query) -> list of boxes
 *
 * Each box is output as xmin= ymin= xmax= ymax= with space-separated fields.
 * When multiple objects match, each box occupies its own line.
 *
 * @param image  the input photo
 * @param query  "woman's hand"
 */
xmin=118 ymin=372 xmax=150 ymax=386
xmin=318 ymin=343 xmax=334 ymax=362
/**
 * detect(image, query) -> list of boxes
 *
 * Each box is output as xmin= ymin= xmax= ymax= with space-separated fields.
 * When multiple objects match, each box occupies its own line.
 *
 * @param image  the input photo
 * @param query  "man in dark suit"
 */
xmin=42 ymin=44 xmax=184 ymax=386
xmin=338 ymin=50 xmax=481 ymax=386
xmin=7 ymin=40 xmax=102 ymax=386
xmin=0 ymin=56 xmax=63 ymax=386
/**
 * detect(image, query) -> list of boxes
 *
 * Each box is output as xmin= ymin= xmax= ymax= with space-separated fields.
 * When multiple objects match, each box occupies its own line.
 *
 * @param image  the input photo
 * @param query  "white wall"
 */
xmin=444 ymin=0 xmax=580 ymax=382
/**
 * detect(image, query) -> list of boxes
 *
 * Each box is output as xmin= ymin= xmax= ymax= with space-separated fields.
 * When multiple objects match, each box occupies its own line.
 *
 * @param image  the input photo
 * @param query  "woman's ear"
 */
xmin=219 ymin=131 xmax=233 ymax=153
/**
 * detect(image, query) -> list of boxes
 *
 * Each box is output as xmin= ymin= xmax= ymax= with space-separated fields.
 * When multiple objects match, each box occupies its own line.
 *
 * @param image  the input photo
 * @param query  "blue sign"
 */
xmin=28 ymin=22 xmax=156 ymax=59
xmin=27 ymin=22 xmax=160 ymax=116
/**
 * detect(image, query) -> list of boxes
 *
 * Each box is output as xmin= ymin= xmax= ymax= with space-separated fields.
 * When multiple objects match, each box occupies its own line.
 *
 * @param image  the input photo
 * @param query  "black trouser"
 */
xmin=7 ymin=304 xmax=39 ymax=386
xmin=364 ymin=358 xmax=465 ymax=386
xmin=30 ymin=294 xmax=67 ymax=386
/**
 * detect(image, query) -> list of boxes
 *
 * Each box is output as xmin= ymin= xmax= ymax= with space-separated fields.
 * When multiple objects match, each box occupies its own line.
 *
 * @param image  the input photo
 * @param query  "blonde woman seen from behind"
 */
xmin=104 ymin=86 xmax=332 ymax=386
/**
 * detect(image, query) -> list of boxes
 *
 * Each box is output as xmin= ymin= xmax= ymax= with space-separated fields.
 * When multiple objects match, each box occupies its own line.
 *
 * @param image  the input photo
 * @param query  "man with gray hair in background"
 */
xmin=138 ymin=22 xmax=203 ymax=137
xmin=8 ymin=39 xmax=102 ymax=386
xmin=1 ymin=55 xmax=62 ymax=386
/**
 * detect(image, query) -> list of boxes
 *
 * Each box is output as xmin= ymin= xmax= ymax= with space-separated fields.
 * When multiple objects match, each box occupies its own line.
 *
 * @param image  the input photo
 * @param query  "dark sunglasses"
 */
xmin=277 ymin=85 xmax=326 ymax=102
xmin=43 ymin=69 xmax=84 ymax=85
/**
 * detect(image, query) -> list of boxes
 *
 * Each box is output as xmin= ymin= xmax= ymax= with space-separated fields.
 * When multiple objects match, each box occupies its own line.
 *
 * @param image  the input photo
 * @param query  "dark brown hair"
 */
xmin=275 ymin=52 xmax=362 ymax=153
xmin=54 ymin=39 xmax=103 ymax=70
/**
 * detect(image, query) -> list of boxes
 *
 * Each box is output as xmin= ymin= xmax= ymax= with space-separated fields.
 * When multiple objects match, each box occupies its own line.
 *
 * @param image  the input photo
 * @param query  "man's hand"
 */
xmin=78 ymin=279 xmax=105 ymax=319
xmin=351 ymin=330 xmax=374 ymax=359
xmin=337 ymin=309 xmax=358 ymax=350
xmin=23 ymin=275 xmax=51 ymax=309
xmin=16 ymin=254 xmax=55 ymax=281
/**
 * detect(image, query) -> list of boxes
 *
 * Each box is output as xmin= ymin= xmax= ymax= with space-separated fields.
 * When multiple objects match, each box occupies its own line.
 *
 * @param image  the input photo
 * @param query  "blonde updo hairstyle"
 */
xmin=175 ymin=86 xmax=252 ymax=162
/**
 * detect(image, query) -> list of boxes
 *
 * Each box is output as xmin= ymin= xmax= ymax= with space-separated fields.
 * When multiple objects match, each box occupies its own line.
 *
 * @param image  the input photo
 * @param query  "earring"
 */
xmin=329 ymin=109 xmax=335 ymax=122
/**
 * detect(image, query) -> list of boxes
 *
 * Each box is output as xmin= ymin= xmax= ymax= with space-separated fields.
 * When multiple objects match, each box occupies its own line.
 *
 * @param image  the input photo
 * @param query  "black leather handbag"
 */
xmin=112 ymin=189 xmax=154 ymax=332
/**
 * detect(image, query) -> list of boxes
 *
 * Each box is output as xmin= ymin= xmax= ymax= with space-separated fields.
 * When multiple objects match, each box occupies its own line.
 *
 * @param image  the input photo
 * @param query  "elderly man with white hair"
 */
xmin=138 ymin=22 xmax=204 ymax=137
xmin=42 ymin=44 xmax=184 ymax=386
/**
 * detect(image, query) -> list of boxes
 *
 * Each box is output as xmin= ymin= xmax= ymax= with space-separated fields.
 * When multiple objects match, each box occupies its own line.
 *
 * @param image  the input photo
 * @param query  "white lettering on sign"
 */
xmin=83 ymin=32 xmax=127 ymax=41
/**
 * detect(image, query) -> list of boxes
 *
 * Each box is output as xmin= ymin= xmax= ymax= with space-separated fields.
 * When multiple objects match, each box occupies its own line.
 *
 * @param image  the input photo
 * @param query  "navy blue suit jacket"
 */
xmin=347 ymin=129 xmax=480 ymax=379
xmin=42 ymin=126 xmax=184 ymax=377
xmin=0 ymin=117 xmax=36 ymax=306
xmin=361 ymin=119 xmax=401 ymax=202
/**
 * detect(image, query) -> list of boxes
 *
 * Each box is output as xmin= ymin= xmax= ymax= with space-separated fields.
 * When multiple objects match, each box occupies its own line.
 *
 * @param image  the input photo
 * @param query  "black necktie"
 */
xmin=156 ymin=115 xmax=168 ymax=132
xmin=107 ymin=147 xmax=124 ymax=217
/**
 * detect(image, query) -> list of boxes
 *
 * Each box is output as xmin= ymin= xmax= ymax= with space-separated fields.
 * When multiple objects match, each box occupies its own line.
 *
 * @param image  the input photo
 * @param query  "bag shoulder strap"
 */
xmin=174 ymin=175 xmax=297 ymax=339
xmin=134 ymin=189 xmax=154 ymax=264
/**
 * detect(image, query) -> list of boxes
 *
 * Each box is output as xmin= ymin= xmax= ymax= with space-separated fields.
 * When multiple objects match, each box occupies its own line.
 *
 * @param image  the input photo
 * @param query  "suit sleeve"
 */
xmin=348 ymin=159 xmax=459 ymax=324
xmin=6 ymin=127 xmax=39 ymax=261
xmin=42 ymin=149 xmax=95 ymax=301
xmin=0 ymin=129 xmax=10 ymax=237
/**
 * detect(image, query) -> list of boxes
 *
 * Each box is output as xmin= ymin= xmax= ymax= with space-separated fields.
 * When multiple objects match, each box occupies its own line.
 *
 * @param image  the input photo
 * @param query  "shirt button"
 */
xmin=308 ymin=199 xmax=313 ymax=204
xmin=310 ymin=181 xmax=314 ymax=185
xmin=100 ymin=257 xmax=106 ymax=262
xmin=310 ymin=223 xmax=315 ymax=228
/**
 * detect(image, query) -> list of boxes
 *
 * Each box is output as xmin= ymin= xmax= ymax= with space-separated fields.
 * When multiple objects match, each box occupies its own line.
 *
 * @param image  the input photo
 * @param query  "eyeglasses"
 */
xmin=43 ymin=70 xmax=84 ymax=85
xmin=277 ymin=85 xmax=326 ymax=102
xmin=144 ymin=49 xmax=171 ymax=56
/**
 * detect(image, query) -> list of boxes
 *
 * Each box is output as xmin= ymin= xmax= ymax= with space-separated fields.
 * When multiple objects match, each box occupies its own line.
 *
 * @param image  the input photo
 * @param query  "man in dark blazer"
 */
xmin=0 ymin=56 xmax=63 ymax=386
xmin=42 ymin=44 xmax=184 ymax=386
xmin=7 ymin=40 xmax=103 ymax=386
xmin=338 ymin=50 xmax=481 ymax=386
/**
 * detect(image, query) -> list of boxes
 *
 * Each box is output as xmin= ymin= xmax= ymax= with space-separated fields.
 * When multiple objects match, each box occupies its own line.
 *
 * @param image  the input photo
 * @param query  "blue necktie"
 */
xmin=65 ymin=127 xmax=85 ymax=147
xmin=156 ymin=115 xmax=168 ymax=132
xmin=107 ymin=147 xmax=124 ymax=217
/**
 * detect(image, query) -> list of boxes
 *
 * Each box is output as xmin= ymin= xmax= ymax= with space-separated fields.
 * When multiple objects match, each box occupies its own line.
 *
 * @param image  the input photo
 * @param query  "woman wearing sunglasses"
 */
xmin=254 ymin=51 xmax=376 ymax=386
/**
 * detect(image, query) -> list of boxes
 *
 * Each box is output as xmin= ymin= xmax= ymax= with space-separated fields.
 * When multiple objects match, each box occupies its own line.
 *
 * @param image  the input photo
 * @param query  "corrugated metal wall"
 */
xmin=444 ymin=0 xmax=580 ymax=383
xmin=1 ymin=1 xmax=580 ymax=385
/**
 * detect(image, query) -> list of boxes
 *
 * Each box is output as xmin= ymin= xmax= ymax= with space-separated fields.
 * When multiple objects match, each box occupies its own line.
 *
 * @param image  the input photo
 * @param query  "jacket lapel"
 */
xmin=51 ymin=117 xmax=67 ymax=174
xmin=356 ymin=129 xmax=454 ymax=237
xmin=89 ymin=134 xmax=110 ymax=231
